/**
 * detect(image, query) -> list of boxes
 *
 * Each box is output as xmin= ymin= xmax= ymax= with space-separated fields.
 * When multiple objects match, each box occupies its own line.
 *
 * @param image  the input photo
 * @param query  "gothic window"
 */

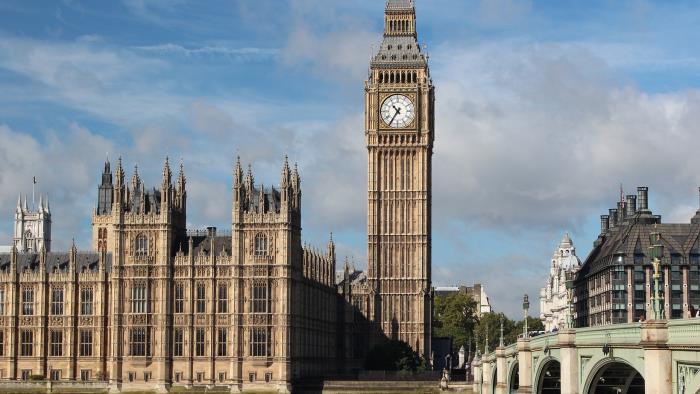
xmin=129 ymin=327 xmax=148 ymax=356
xmin=79 ymin=330 xmax=93 ymax=357
xmin=252 ymin=283 xmax=268 ymax=313
xmin=131 ymin=285 xmax=147 ymax=314
xmin=195 ymin=328 xmax=205 ymax=357
xmin=196 ymin=283 xmax=206 ymax=313
xmin=174 ymin=283 xmax=184 ymax=314
xmin=98 ymin=228 xmax=107 ymax=252
xmin=50 ymin=330 xmax=62 ymax=357
xmin=22 ymin=288 xmax=34 ymax=316
xmin=254 ymin=233 xmax=267 ymax=256
xmin=51 ymin=288 xmax=63 ymax=315
xmin=0 ymin=290 xmax=5 ymax=315
xmin=20 ymin=330 xmax=33 ymax=356
xmin=0 ymin=331 xmax=3 ymax=357
xmin=217 ymin=328 xmax=227 ymax=357
xmin=173 ymin=329 xmax=184 ymax=357
xmin=135 ymin=234 xmax=148 ymax=257
xmin=24 ymin=230 xmax=32 ymax=240
xmin=80 ymin=287 xmax=93 ymax=315
xmin=250 ymin=327 xmax=269 ymax=357
xmin=217 ymin=283 xmax=227 ymax=314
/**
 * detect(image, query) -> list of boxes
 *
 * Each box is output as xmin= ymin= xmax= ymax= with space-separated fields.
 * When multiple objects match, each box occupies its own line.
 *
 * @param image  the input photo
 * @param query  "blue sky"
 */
xmin=1 ymin=0 xmax=700 ymax=317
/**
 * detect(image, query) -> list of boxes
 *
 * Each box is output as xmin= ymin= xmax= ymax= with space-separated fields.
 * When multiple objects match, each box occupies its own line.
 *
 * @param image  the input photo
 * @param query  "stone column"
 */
xmin=495 ymin=347 xmax=507 ymax=394
xmin=558 ymin=329 xmax=578 ymax=394
xmin=472 ymin=357 xmax=482 ymax=394
xmin=482 ymin=357 xmax=492 ymax=394
xmin=640 ymin=320 xmax=672 ymax=394
xmin=517 ymin=338 xmax=532 ymax=394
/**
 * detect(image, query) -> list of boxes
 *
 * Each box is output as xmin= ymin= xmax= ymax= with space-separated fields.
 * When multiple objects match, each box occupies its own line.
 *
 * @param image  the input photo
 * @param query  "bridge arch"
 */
xmin=583 ymin=357 xmax=644 ymax=394
xmin=534 ymin=356 xmax=561 ymax=393
xmin=491 ymin=362 xmax=497 ymax=394
xmin=507 ymin=359 xmax=519 ymax=394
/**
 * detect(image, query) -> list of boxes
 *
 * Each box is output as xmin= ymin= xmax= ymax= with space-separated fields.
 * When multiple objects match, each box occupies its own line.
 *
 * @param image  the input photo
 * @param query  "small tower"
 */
xmin=13 ymin=188 xmax=51 ymax=253
xmin=98 ymin=159 xmax=113 ymax=215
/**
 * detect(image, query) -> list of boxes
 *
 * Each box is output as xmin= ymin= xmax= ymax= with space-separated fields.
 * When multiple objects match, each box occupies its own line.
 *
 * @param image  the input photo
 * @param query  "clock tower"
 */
xmin=365 ymin=0 xmax=433 ymax=357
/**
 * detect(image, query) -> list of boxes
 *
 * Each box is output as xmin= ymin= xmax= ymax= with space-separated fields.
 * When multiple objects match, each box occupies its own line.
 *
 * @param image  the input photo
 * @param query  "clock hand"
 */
xmin=388 ymin=108 xmax=400 ymax=126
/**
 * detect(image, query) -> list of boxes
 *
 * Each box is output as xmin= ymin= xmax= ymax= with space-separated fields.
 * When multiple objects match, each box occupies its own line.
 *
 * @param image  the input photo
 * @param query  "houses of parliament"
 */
xmin=0 ymin=0 xmax=434 ymax=392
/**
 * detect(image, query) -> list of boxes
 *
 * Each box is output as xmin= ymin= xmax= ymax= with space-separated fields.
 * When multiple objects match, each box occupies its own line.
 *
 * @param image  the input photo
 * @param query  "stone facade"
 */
xmin=363 ymin=0 xmax=434 ymax=358
xmin=0 ymin=157 xmax=341 ymax=393
xmin=539 ymin=233 xmax=581 ymax=331
xmin=574 ymin=186 xmax=700 ymax=327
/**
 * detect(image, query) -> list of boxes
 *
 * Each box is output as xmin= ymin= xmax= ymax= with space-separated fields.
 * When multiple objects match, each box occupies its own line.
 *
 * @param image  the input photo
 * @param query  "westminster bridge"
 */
xmin=471 ymin=319 xmax=700 ymax=394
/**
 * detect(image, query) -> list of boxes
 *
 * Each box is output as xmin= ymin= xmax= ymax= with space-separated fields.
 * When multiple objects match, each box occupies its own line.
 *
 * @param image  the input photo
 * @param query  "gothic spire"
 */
xmin=131 ymin=165 xmax=140 ymax=192
xmin=162 ymin=156 xmax=172 ymax=187
xmin=233 ymin=155 xmax=243 ymax=188
xmin=281 ymin=155 xmax=291 ymax=187
xmin=176 ymin=160 xmax=186 ymax=192
xmin=113 ymin=156 xmax=124 ymax=189
xmin=245 ymin=164 xmax=254 ymax=191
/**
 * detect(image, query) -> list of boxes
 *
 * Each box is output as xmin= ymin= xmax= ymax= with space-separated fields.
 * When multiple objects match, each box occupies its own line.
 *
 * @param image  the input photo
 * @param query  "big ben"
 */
xmin=366 ymin=0 xmax=433 ymax=357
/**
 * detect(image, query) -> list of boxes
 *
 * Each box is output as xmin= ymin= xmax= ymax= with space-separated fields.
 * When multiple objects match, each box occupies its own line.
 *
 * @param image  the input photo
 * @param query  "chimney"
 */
xmin=600 ymin=215 xmax=610 ymax=233
xmin=625 ymin=195 xmax=637 ymax=217
xmin=609 ymin=209 xmax=618 ymax=228
xmin=637 ymin=186 xmax=649 ymax=213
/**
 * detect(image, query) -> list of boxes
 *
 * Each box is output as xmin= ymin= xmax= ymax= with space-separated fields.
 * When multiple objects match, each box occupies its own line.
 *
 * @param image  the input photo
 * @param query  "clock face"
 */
xmin=381 ymin=94 xmax=415 ymax=128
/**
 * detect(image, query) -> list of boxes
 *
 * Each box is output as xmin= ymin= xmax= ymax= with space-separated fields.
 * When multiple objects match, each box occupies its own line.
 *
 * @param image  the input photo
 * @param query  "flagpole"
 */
xmin=32 ymin=176 xmax=35 ymax=210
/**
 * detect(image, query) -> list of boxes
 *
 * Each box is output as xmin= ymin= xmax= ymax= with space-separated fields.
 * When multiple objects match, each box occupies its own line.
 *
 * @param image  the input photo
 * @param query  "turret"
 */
xmin=245 ymin=164 xmax=254 ymax=194
xmin=113 ymin=157 xmax=125 ymax=209
xmin=97 ymin=159 xmax=113 ymax=215
xmin=257 ymin=184 xmax=265 ymax=213
xmin=176 ymin=161 xmax=186 ymax=212
xmin=233 ymin=156 xmax=244 ymax=210
xmin=131 ymin=165 xmax=141 ymax=195
xmin=69 ymin=239 xmax=77 ymax=274
xmin=291 ymin=163 xmax=301 ymax=210
xmin=161 ymin=157 xmax=172 ymax=210
xmin=280 ymin=156 xmax=293 ymax=210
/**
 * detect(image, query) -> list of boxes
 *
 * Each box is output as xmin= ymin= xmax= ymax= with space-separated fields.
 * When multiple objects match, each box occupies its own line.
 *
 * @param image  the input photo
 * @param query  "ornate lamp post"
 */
xmin=499 ymin=315 xmax=504 ymax=347
xmin=522 ymin=294 xmax=530 ymax=339
xmin=565 ymin=271 xmax=575 ymax=329
xmin=484 ymin=329 xmax=489 ymax=354
xmin=649 ymin=229 xmax=665 ymax=320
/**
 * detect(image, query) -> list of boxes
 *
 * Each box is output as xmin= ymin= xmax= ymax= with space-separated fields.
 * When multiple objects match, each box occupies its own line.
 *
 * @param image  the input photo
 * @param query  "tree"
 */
xmin=474 ymin=312 xmax=517 ymax=351
xmin=433 ymin=292 xmax=479 ymax=352
xmin=364 ymin=340 xmax=429 ymax=372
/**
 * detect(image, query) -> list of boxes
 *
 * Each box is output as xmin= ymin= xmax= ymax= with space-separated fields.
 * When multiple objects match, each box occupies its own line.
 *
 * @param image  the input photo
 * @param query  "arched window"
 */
xmin=254 ymin=233 xmax=267 ymax=256
xmin=135 ymin=234 xmax=148 ymax=257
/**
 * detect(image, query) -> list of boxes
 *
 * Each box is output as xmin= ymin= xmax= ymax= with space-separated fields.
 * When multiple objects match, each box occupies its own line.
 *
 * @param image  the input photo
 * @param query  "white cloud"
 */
xmin=0 ymin=123 xmax=114 ymax=250
xmin=133 ymin=43 xmax=278 ymax=59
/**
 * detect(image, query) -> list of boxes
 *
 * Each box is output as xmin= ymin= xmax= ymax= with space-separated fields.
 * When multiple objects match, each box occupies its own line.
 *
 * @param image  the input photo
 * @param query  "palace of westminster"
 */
xmin=0 ymin=1 xmax=435 ymax=392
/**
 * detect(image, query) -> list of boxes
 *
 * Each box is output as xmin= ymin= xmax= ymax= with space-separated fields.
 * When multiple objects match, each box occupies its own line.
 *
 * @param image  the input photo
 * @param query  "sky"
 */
xmin=1 ymin=0 xmax=700 ymax=318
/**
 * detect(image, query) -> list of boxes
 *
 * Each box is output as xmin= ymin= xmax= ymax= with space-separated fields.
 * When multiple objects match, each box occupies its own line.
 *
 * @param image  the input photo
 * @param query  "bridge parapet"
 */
xmin=668 ymin=318 xmax=700 ymax=346
xmin=575 ymin=322 xmax=641 ymax=346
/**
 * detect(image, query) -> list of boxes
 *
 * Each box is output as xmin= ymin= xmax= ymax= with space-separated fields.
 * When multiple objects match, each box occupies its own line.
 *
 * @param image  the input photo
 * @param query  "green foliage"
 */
xmin=474 ymin=312 xmax=517 ymax=351
xmin=433 ymin=292 xmax=546 ymax=354
xmin=365 ymin=340 xmax=429 ymax=372
xmin=432 ymin=292 xmax=478 ymax=351
xmin=28 ymin=374 xmax=44 ymax=381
